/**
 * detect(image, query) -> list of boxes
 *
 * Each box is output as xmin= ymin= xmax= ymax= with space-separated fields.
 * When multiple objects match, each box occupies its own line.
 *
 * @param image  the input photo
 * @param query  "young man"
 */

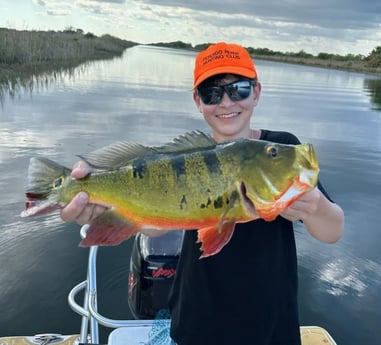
xmin=61 ymin=42 xmax=344 ymax=345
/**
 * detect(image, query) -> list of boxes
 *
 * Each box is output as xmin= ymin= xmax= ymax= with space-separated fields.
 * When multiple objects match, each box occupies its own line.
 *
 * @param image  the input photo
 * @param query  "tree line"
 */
xmin=150 ymin=41 xmax=381 ymax=69
xmin=0 ymin=28 xmax=380 ymax=77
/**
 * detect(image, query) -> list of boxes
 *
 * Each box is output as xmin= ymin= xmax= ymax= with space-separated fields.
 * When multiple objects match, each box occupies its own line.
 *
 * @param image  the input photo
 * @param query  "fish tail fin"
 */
xmin=197 ymin=220 xmax=236 ymax=258
xmin=80 ymin=210 xmax=138 ymax=246
xmin=20 ymin=157 xmax=71 ymax=217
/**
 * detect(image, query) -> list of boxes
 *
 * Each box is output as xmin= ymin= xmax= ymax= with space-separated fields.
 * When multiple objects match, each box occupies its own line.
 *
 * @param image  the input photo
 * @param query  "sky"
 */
xmin=1 ymin=0 xmax=381 ymax=56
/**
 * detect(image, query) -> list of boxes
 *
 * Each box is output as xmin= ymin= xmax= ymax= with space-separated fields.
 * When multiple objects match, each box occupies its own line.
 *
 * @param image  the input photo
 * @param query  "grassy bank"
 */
xmin=251 ymin=54 xmax=381 ymax=76
xmin=2 ymin=29 xmax=380 ymax=82
xmin=149 ymin=41 xmax=381 ymax=76
xmin=0 ymin=28 xmax=138 ymax=84
xmin=1 ymin=28 xmax=380 ymax=102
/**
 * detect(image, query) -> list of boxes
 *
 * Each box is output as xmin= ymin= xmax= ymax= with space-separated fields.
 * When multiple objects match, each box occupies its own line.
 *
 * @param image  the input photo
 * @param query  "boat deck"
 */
xmin=0 ymin=325 xmax=337 ymax=345
xmin=1 ymin=227 xmax=337 ymax=345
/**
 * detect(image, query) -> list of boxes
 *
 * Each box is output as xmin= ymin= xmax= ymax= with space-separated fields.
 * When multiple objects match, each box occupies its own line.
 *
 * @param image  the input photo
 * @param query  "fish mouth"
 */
xmin=20 ymin=193 xmax=61 ymax=217
xmin=240 ymin=182 xmax=256 ymax=216
xmin=296 ymin=143 xmax=320 ymax=187
xmin=299 ymin=143 xmax=319 ymax=172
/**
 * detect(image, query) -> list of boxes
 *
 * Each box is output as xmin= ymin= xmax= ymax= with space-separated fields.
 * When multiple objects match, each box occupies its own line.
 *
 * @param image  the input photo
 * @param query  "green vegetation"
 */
xmin=149 ymin=40 xmax=193 ymax=50
xmin=0 ymin=27 xmax=137 ymax=84
xmin=0 ymin=27 xmax=138 ymax=105
xmin=365 ymin=46 xmax=381 ymax=68
xmin=2 ymin=27 xmax=380 ymax=79
xmin=152 ymin=41 xmax=381 ymax=76
xmin=245 ymin=46 xmax=381 ymax=75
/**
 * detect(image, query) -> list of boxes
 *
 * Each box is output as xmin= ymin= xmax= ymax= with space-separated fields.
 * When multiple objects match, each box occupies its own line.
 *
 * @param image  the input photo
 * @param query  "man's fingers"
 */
xmin=71 ymin=160 xmax=92 ymax=179
xmin=61 ymin=192 xmax=89 ymax=222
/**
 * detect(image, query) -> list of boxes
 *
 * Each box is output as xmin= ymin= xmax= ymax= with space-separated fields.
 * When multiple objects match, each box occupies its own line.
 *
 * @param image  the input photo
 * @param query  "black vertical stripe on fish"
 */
xmin=200 ymin=197 xmax=212 ymax=209
xmin=132 ymin=158 xmax=148 ymax=179
xmin=180 ymin=194 xmax=187 ymax=210
xmin=171 ymin=155 xmax=187 ymax=180
xmin=213 ymin=196 xmax=224 ymax=209
xmin=201 ymin=151 xmax=223 ymax=175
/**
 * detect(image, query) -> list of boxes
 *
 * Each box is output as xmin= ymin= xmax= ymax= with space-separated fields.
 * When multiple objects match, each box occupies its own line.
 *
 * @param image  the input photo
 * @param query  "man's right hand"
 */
xmin=60 ymin=161 xmax=108 ymax=224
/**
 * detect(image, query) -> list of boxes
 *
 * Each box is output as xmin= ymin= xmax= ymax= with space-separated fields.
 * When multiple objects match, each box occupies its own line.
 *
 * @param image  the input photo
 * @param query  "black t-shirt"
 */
xmin=169 ymin=130 xmax=328 ymax=345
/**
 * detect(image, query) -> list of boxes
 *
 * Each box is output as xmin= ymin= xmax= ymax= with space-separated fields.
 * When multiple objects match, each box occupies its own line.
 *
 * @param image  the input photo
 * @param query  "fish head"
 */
xmin=21 ymin=157 xmax=75 ymax=217
xmin=240 ymin=140 xmax=319 ymax=221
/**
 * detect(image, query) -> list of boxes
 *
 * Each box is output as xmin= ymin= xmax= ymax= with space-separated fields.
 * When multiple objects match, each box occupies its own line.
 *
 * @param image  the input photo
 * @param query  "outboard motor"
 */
xmin=128 ymin=230 xmax=184 ymax=319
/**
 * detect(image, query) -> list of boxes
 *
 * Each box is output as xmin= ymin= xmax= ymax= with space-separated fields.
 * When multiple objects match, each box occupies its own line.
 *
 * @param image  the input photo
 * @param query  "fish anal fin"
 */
xmin=197 ymin=220 xmax=236 ymax=258
xmin=80 ymin=210 xmax=138 ymax=246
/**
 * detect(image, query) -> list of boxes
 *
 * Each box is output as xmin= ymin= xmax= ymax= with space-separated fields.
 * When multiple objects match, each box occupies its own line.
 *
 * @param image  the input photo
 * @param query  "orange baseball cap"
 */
xmin=193 ymin=42 xmax=258 ymax=89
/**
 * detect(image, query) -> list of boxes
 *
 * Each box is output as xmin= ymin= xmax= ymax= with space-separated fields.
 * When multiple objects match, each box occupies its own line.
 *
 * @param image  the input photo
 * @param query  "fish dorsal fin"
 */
xmin=78 ymin=142 xmax=155 ymax=169
xmin=78 ymin=131 xmax=216 ymax=170
xmin=153 ymin=130 xmax=217 ymax=154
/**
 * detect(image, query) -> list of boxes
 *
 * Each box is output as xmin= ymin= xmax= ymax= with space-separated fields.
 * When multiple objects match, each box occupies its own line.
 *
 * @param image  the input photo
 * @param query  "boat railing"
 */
xmin=67 ymin=225 xmax=154 ymax=344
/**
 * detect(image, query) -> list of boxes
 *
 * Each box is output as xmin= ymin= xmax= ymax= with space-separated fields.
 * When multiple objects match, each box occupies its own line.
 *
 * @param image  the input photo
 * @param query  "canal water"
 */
xmin=0 ymin=45 xmax=380 ymax=344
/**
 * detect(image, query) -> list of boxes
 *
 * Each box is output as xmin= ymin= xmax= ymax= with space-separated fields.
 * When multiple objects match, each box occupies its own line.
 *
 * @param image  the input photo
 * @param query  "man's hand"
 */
xmin=282 ymin=187 xmax=344 ymax=243
xmin=280 ymin=187 xmax=320 ymax=222
xmin=60 ymin=161 xmax=108 ymax=224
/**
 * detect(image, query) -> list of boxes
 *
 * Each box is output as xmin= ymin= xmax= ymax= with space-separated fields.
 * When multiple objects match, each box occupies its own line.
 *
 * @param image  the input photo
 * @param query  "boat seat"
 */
xmin=107 ymin=326 xmax=151 ymax=345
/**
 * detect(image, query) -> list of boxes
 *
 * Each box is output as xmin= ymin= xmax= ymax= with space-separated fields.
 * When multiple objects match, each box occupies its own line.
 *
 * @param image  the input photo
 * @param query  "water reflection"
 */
xmin=2 ymin=49 xmax=380 ymax=115
xmin=1 ymin=62 xmax=100 ymax=108
xmin=319 ymin=257 xmax=380 ymax=297
xmin=364 ymin=78 xmax=381 ymax=110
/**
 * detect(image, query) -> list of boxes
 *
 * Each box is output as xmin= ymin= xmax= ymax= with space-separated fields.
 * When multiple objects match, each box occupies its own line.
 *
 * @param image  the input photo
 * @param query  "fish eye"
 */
xmin=266 ymin=145 xmax=278 ymax=157
xmin=52 ymin=176 xmax=64 ymax=189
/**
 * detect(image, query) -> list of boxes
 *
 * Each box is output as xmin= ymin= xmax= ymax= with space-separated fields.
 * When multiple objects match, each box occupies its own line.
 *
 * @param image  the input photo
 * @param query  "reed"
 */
xmin=0 ymin=28 xmax=137 ymax=82
xmin=0 ymin=28 xmax=138 ymax=105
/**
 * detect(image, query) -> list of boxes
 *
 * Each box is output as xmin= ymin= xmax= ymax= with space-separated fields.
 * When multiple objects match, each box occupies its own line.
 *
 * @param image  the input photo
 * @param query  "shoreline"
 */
xmin=0 ymin=28 xmax=138 ymax=85
xmin=144 ymin=42 xmax=381 ymax=77
xmin=1 ymin=29 xmax=380 ymax=97
xmin=252 ymin=54 xmax=381 ymax=77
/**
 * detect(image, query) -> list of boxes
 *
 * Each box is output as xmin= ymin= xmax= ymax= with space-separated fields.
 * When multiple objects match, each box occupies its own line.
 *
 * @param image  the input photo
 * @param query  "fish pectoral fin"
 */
xmin=197 ymin=220 xmax=236 ymax=259
xmin=80 ymin=210 xmax=138 ymax=246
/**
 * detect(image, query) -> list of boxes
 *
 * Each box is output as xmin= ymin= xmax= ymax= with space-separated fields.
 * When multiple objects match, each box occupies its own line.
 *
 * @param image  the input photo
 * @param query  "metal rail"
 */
xmin=67 ymin=225 xmax=154 ymax=344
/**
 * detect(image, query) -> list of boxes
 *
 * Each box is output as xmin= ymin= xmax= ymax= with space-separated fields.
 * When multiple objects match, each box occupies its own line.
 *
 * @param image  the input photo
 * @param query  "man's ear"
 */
xmin=193 ymin=92 xmax=202 ymax=111
xmin=253 ymin=82 xmax=262 ymax=106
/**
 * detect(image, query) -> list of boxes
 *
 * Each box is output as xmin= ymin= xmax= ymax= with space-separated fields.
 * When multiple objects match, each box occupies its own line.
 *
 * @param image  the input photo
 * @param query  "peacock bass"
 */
xmin=21 ymin=131 xmax=319 ymax=258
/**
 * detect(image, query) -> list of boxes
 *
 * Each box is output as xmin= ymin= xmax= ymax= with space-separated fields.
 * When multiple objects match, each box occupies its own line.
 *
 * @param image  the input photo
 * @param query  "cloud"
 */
xmin=91 ymin=0 xmax=125 ymax=3
xmin=33 ymin=0 xmax=47 ymax=5
xmin=132 ymin=0 xmax=381 ymax=30
xmin=25 ymin=0 xmax=381 ymax=55
xmin=33 ymin=0 xmax=74 ymax=17
xmin=120 ymin=0 xmax=381 ymax=55
xmin=46 ymin=8 xmax=71 ymax=16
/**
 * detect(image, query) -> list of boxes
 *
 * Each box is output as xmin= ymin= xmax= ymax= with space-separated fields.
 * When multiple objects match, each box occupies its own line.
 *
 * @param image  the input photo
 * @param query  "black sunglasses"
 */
xmin=197 ymin=80 xmax=256 ymax=105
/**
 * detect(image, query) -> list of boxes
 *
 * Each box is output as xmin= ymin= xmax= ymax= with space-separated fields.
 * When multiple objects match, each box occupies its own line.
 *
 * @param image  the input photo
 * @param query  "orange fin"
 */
xmin=257 ymin=208 xmax=279 ymax=222
xmin=80 ymin=210 xmax=138 ymax=246
xmin=197 ymin=220 xmax=236 ymax=258
xmin=258 ymin=190 xmax=309 ymax=221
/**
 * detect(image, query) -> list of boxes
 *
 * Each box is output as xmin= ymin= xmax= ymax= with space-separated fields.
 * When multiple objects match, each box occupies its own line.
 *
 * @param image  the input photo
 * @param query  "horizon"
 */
xmin=1 ymin=0 xmax=380 ymax=56
xmin=0 ymin=27 xmax=375 ymax=59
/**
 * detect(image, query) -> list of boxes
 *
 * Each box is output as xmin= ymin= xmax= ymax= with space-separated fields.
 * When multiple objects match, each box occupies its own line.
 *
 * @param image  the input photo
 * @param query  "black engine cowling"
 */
xmin=128 ymin=230 xmax=184 ymax=319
